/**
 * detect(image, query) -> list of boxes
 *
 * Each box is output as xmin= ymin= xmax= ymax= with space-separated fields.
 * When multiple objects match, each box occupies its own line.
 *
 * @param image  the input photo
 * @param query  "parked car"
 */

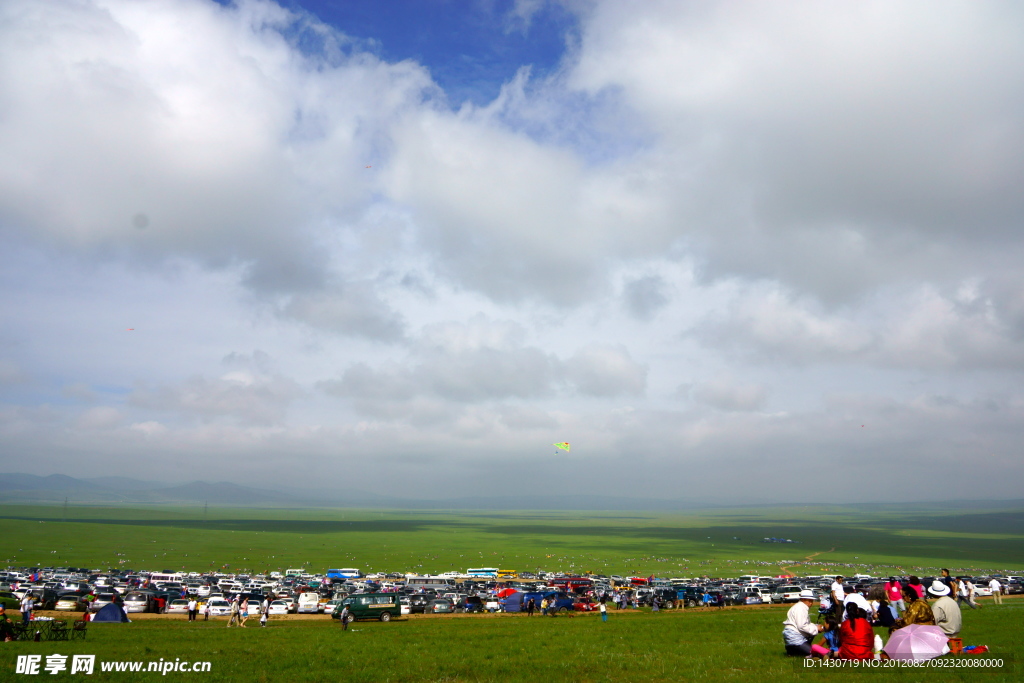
xmin=426 ymin=598 xmax=455 ymax=614
xmin=458 ymin=596 xmax=484 ymax=613
xmin=408 ymin=594 xmax=433 ymax=614
xmin=166 ymin=599 xmax=190 ymax=614
xmin=772 ymin=585 xmax=804 ymax=603
xmin=971 ymin=582 xmax=992 ymax=597
xmin=0 ymin=591 xmax=19 ymax=611
xmin=297 ymin=592 xmax=320 ymax=614
xmin=675 ymin=586 xmax=706 ymax=608
xmin=268 ymin=600 xmax=290 ymax=616
xmin=54 ymin=593 xmax=89 ymax=612
xmin=728 ymin=588 xmax=764 ymax=606
xmin=122 ymin=592 xmax=155 ymax=613
xmin=521 ymin=591 xmax=575 ymax=613
xmin=340 ymin=593 xmax=401 ymax=622
xmin=90 ymin=592 xmax=120 ymax=612
xmin=206 ymin=598 xmax=231 ymax=616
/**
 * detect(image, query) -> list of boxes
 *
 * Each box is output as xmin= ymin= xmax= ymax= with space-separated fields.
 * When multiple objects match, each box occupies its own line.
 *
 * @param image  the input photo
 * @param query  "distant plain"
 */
xmin=2 ymin=503 xmax=1022 ymax=577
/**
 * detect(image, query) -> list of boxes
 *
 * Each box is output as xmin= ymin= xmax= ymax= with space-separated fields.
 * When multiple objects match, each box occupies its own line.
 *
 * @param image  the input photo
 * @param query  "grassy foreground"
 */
xmin=2 ymin=602 xmax=1020 ymax=682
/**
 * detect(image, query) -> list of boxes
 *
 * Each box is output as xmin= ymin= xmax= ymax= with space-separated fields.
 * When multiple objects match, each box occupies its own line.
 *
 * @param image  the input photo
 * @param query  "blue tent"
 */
xmin=91 ymin=603 xmax=131 ymax=623
xmin=499 ymin=593 xmax=523 ymax=613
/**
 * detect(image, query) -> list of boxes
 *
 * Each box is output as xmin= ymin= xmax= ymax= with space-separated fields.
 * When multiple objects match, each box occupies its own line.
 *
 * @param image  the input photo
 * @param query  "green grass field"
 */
xmin=2 ymin=503 xmax=1022 ymax=577
xmin=2 ymin=503 xmax=1022 ymax=681
xmin=2 ymin=603 xmax=1020 ymax=681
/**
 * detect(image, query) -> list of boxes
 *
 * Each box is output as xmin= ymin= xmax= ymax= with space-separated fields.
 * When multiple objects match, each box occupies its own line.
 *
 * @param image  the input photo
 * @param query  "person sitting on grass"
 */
xmin=892 ymin=586 xmax=935 ymax=631
xmin=820 ymin=615 xmax=840 ymax=658
xmin=0 ymin=605 xmax=15 ymax=642
xmin=867 ymin=586 xmax=897 ymax=629
xmin=782 ymin=590 xmax=827 ymax=658
xmin=838 ymin=603 xmax=874 ymax=660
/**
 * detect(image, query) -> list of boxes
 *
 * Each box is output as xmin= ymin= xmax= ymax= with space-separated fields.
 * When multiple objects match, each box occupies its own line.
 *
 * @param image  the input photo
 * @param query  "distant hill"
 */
xmin=0 ymin=473 xmax=306 ymax=505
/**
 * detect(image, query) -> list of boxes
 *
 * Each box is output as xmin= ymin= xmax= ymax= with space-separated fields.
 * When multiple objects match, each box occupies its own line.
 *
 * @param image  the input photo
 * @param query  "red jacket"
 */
xmin=838 ymin=618 xmax=874 ymax=660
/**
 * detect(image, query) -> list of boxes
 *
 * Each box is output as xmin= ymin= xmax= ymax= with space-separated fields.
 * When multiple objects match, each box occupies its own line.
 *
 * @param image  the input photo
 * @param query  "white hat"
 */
xmin=844 ymin=593 xmax=871 ymax=611
xmin=798 ymin=589 xmax=816 ymax=601
xmin=928 ymin=580 xmax=951 ymax=596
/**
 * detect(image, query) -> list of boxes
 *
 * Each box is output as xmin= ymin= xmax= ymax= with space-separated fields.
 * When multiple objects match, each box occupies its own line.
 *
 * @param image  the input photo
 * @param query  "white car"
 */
xmin=206 ymin=598 xmax=231 ymax=616
xmin=166 ymin=599 xmax=190 ymax=614
xmin=972 ymin=584 xmax=993 ymax=597
xmin=268 ymin=600 xmax=290 ymax=616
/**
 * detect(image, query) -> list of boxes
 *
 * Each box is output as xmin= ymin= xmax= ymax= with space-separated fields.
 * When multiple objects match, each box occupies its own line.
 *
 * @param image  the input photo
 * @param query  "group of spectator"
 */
xmin=784 ymin=570 xmax=1006 ymax=660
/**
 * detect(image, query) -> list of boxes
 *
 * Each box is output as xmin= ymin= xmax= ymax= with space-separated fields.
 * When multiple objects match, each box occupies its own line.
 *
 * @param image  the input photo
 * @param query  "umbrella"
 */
xmin=884 ymin=624 xmax=950 ymax=661
xmin=497 ymin=588 xmax=517 ymax=598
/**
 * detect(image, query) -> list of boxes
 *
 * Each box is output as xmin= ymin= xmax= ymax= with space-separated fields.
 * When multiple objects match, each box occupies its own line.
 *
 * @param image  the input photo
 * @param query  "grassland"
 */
xmin=2 ymin=603 xmax=1020 ymax=682
xmin=1 ymin=503 xmax=1022 ymax=577
xmin=2 ymin=503 xmax=1022 ymax=681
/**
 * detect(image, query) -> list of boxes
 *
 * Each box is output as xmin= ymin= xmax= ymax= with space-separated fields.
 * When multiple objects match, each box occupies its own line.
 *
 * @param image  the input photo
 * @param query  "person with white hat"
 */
xmin=782 ymin=590 xmax=828 ymax=657
xmin=928 ymin=579 xmax=961 ymax=638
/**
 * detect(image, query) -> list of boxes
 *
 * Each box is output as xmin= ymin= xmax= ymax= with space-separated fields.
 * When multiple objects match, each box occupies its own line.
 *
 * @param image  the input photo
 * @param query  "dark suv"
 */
xmin=458 ymin=596 xmax=484 ymax=613
xmin=407 ymin=594 xmax=433 ymax=614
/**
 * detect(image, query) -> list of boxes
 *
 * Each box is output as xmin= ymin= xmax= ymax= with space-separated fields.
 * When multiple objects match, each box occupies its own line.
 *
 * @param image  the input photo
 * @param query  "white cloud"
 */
xmin=693 ymin=379 xmax=767 ymax=412
xmin=1 ymin=0 xmax=1023 ymax=503
xmin=564 ymin=344 xmax=646 ymax=397
xmin=130 ymin=370 xmax=301 ymax=425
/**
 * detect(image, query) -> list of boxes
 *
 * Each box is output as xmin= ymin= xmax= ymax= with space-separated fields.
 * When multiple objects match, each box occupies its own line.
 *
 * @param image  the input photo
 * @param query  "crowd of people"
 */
xmin=782 ymin=571 xmax=1005 ymax=660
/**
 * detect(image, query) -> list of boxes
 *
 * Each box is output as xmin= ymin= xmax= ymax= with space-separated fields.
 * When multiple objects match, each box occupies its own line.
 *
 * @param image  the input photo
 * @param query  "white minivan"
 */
xmin=297 ymin=592 xmax=321 ymax=614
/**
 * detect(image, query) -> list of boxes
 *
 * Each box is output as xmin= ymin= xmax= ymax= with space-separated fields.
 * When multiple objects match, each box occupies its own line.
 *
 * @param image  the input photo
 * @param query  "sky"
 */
xmin=1 ymin=0 xmax=1023 ymax=505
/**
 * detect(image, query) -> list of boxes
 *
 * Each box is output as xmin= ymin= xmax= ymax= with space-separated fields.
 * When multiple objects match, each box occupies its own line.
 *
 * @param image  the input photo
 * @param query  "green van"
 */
xmin=338 ymin=593 xmax=400 ymax=622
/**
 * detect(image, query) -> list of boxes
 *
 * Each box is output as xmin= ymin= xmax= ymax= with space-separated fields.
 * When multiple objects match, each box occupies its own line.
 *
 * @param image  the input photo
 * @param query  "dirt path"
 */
xmin=780 ymin=547 xmax=836 ymax=576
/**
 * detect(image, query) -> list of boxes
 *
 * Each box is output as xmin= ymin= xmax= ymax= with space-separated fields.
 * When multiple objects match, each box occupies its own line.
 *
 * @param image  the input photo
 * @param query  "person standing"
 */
xmin=187 ymin=597 xmax=198 ymax=622
xmin=989 ymin=578 xmax=1003 ymax=605
xmin=526 ymin=598 xmax=535 ymax=616
xmin=830 ymin=576 xmax=846 ymax=620
xmin=940 ymin=569 xmax=956 ymax=596
xmin=203 ymin=600 xmax=210 ymax=621
xmin=339 ymin=605 xmax=350 ymax=631
xmin=965 ymin=579 xmax=979 ymax=609
xmin=239 ymin=598 xmax=249 ymax=628
xmin=599 ymin=601 xmax=608 ymax=622
xmin=227 ymin=597 xmax=240 ymax=627
xmin=956 ymin=578 xmax=976 ymax=610
xmin=884 ymin=577 xmax=904 ymax=615
xmin=19 ymin=593 xmax=33 ymax=625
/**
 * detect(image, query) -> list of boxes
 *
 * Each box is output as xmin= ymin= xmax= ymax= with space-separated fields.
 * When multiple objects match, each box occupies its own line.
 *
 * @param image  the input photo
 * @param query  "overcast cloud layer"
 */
xmin=1 ymin=0 xmax=1023 ymax=504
